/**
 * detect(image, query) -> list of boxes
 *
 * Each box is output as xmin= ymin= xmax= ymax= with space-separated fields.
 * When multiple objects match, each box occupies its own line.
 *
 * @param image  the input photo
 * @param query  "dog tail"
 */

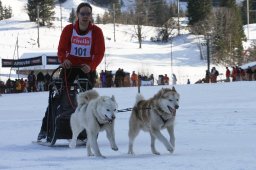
xmin=135 ymin=93 xmax=144 ymax=105
xmin=77 ymin=89 xmax=99 ymax=108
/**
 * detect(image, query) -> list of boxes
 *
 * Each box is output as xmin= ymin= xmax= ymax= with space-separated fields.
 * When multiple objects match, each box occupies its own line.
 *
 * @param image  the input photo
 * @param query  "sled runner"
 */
xmin=38 ymin=67 xmax=89 ymax=146
xmin=32 ymin=139 xmax=87 ymax=147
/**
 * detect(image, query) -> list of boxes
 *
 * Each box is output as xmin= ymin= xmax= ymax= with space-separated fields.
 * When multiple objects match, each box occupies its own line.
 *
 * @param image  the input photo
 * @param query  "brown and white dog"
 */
xmin=128 ymin=87 xmax=180 ymax=155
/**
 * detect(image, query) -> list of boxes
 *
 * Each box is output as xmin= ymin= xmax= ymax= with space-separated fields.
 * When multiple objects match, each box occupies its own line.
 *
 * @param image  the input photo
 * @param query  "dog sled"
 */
xmin=35 ymin=67 xmax=90 ymax=146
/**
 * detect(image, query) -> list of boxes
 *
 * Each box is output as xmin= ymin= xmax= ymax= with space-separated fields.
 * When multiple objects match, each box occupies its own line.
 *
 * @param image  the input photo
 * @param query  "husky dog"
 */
xmin=69 ymin=89 xmax=118 ymax=158
xmin=128 ymin=87 xmax=180 ymax=155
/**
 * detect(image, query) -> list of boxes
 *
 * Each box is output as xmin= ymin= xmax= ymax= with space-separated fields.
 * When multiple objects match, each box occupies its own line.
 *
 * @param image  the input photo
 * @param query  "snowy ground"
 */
xmin=0 ymin=81 xmax=256 ymax=170
xmin=0 ymin=1 xmax=256 ymax=169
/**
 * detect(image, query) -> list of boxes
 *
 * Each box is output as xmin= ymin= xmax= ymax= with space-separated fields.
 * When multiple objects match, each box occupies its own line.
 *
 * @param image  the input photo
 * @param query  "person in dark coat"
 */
xmin=37 ymin=72 xmax=45 ymax=91
xmin=27 ymin=71 xmax=37 ymax=92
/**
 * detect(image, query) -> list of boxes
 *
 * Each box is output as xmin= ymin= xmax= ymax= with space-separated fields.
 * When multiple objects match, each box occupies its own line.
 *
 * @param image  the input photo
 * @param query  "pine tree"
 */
xmin=27 ymin=0 xmax=55 ymax=26
xmin=0 ymin=0 xmax=3 ymax=20
xmin=141 ymin=0 xmax=170 ymax=26
xmin=96 ymin=14 xmax=102 ymax=24
xmin=219 ymin=0 xmax=236 ymax=7
xmin=69 ymin=8 xmax=76 ymax=24
xmin=187 ymin=0 xmax=212 ymax=34
xmin=187 ymin=0 xmax=212 ymax=26
xmin=212 ymin=1 xmax=245 ymax=65
xmin=4 ymin=6 xmax=12 ymax=19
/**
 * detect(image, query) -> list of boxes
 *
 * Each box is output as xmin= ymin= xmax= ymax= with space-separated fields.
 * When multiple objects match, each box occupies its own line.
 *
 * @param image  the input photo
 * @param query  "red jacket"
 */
xmin=58 ymin=21 xmax=105 ymax=71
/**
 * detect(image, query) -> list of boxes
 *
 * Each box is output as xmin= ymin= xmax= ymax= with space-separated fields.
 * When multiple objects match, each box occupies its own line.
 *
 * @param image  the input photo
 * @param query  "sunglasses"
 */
xmin=79 ymin=12 xmax=92 ymax=17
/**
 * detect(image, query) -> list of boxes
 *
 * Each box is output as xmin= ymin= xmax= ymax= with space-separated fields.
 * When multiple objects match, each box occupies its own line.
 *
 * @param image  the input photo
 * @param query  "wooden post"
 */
xmin=138 ymin=75 xmax=141 ymax=93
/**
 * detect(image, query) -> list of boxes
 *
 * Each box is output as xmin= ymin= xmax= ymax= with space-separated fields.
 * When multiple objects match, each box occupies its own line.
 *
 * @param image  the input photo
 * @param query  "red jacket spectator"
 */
xmin=231 ymin=66 xmax=237 ymax=81
xmin=226 ymin=67 xmax=230 ymax=82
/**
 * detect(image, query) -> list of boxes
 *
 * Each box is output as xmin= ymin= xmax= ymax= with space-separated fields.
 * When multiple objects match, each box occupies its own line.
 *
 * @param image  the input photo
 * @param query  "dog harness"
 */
xmin=154 ymin=105 xmax=175 ymax=125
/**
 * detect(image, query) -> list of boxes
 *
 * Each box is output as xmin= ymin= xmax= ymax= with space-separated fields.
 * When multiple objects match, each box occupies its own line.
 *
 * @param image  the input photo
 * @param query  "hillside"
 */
xmin=0 ymin=0 xmax=226 ymax=84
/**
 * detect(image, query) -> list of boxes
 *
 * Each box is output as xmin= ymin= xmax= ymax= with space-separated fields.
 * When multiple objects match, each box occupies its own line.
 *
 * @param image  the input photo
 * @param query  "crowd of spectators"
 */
xmin=98 ymin=69 xmax=171 ymax=88
xmin=228 ymin=66 xmax=255 ymax=82
xmin=0 ymin=71 xmax=51 ymax=94
xmin=195 ymin=65 xmax=256 ymax=84
xmin=1 ymin=65 xmax=255 ymax=94
xmin=0 ymin=69 xmax=178 ymax=94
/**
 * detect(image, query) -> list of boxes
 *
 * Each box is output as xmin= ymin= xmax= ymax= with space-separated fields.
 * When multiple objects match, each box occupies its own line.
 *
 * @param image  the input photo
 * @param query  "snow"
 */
xmin=0 ymin=1 xmax=256 ymax=169
xmin=0 ymin=82 xmax=256 ymax=170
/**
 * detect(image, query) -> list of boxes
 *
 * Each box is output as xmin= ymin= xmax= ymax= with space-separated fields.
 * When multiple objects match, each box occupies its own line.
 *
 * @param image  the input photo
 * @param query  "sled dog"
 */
xmin=128 ymin=87 xmax=180 ymax=155
xmin=69 ymin=89 xmax=118 ymax=158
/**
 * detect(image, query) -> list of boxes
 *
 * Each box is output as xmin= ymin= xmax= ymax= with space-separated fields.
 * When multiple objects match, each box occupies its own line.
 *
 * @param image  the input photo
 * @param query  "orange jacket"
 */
xmin=131 ymin=73 xmax=138 ymax=81
xmin=58 ymin=21 xmax=105 ymax=71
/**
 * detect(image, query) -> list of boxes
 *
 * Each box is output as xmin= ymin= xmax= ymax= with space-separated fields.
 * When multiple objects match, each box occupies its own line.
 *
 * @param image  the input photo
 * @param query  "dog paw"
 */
xmin=153 ymin=151 xmax=160 ymax=155
xmin=128 ymin=150 xmax=134 ymax=155
xmin=112 ymin=147 xmax=118 ymax=151
xmin=168 ymin=147 xmax=174 ymax=153
xmin=95 ymin=154 xmax=106 ymax=158
xmin=87 ymin=153 xmax=94 ymax=157
xmin=69 ymin=142 xmax=76 ymax=149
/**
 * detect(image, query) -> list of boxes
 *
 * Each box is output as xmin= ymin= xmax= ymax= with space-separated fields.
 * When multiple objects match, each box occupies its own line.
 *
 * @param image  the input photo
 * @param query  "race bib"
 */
xmin=70 ymin=29 xmax=92 ymax=58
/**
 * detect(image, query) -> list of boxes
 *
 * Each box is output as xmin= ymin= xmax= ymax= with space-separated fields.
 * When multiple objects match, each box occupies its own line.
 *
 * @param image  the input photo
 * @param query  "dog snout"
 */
xmin=112 ymin=115 xmax=116 ymax=120
xmin=175 ymin=105 xmax=179 ymax=109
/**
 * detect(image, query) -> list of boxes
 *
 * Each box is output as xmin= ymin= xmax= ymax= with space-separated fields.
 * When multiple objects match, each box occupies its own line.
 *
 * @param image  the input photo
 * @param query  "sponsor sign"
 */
xmin=46 ymin=56 xmax=60 ymax=65
xmin=1 ymin=56 xmax=42 ymax=67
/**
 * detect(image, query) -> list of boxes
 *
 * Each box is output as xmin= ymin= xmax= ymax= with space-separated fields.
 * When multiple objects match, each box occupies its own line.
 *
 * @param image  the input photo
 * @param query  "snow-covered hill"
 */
xmin=0 ymin=0 xmax=247 ymax=84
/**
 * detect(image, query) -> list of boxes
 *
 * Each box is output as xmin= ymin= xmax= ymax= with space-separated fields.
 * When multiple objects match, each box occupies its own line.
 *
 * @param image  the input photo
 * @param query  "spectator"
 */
xmin=246 ymin=66 xmax=253 ymax=81
xmin=163 ymin=74 xmax=169 ymax=85
xmin=44 ymin=72 xmax=51 ymax=91
xmin=204 ymin=70 xmax=210 ymax=83
xmin=115 ymin=68 xmax=123 ymax=87
xmin=231 ymin=66 xmax=237 ymax=81
xmin=27 ymin=71 xmax=37 ymax=92
xmin=187 ymin=79 xmax=190 ymax=84
xmin=100 ymin=70 xmax=106 ymax=87
xmin=120 ymin=69 xmax=125 ymax=87
xmin=131 ymin=71 xmax=138 ymax=87
xmin=172 ymin=73 xmax=177 ymax=85
xmin=149 ymin=74 xmax=154 ymax=85
xmin=20 ymin=78 xmax=27 ymax=92
xmin=15 ymin=79 xmax=22 ymax=93
xmin=225 ymin=67 xmax=231 ymax=82
xmin=240 ymin=68 xmax=246 ymax=80
xmin=0 ymin=80 xmax=5 ymax=94
xmin=37 ymin=71 xmax=45 ymax=91
xmin=210 ymin=67 xmax=219 ymax=83
xmin=106 ymin=71 xmax=113 ymax=87
xmin=236 ymin=66 xmax=241 ymax=81
xmin=5 ymin=79 xmax=12 ymax=93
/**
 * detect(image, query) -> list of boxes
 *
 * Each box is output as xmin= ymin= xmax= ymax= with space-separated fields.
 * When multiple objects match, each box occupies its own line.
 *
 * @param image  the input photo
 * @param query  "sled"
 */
xmin=42 ymin=67 xmax=89 ymax=146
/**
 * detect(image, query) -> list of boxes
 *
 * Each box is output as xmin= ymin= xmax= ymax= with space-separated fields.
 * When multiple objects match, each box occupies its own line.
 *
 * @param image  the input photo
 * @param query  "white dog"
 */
xmin=69 ymin=89 xmax=118 ymax=158
xmin=128 ymin=87 xmax=180 ymax=155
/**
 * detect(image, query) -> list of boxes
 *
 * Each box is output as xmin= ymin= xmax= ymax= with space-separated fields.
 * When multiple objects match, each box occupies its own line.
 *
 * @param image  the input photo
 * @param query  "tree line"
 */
xmin=24 ymin=0 xmax=256 ymax=65
xmin=0 ymin=0 xmax=12 ymax=20
xmin=188 ymin=0 xmax=256 ymax=66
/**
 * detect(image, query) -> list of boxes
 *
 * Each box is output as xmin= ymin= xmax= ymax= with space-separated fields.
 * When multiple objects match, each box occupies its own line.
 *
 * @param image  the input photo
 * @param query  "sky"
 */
xmin=0 ymin=1 xmax=256 ymax=169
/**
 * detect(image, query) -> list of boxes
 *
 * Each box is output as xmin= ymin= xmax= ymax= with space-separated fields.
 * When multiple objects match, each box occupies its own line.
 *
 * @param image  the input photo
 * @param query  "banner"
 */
xmin=1 ymin=56 xmax=42 ymax=67
xmin=46 ymin=56 xmax=60 ymax=65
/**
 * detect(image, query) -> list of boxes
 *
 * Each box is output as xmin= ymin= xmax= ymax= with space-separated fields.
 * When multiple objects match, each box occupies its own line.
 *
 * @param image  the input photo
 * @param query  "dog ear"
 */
xmin=84 ymin=94 xmax=90 ymax=101
xmin=172 ymin=86 xmax=176 ymax=92
xmin=111 ymin=95 xmax=116 ymax=102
